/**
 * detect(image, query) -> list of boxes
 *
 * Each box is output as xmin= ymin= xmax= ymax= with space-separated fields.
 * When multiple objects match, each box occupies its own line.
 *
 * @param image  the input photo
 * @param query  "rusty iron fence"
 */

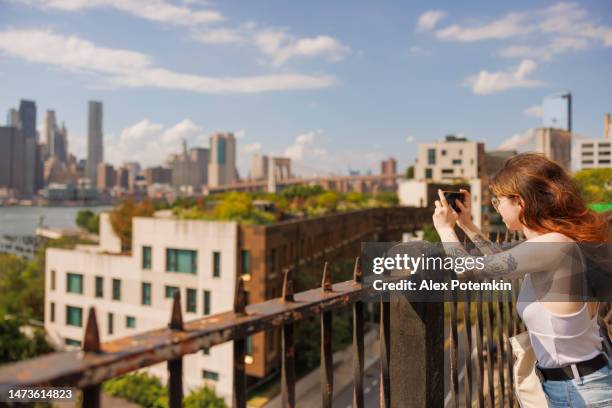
xmin=5 ymin=229 xmax=608 ymax=407
xmin=0 ymin=258 xmax=398 ymax=408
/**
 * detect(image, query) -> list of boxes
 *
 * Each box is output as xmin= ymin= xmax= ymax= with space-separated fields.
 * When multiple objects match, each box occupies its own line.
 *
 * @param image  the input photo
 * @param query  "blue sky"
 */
xmin=1 ymin=0 xmax=611 ymax=176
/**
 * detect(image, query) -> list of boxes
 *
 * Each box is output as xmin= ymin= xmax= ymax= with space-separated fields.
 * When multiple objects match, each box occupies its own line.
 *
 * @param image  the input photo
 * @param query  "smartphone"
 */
xmin=442 ymin=191 xmax=465 ymax=213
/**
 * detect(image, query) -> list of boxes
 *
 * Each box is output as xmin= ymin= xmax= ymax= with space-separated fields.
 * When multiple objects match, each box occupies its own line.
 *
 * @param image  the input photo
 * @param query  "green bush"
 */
xmin=0 ymin=315 xmax=54 ymax=364
xmin=103 ymin=372 xmax=168 ymax=408
xmin=183 ymin=386 xmax=228 ymax=408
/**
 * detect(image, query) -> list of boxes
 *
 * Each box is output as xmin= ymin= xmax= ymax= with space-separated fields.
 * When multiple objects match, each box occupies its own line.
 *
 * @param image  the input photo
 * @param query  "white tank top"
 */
xmin=516 ymin=274 xmax=603 ymax=368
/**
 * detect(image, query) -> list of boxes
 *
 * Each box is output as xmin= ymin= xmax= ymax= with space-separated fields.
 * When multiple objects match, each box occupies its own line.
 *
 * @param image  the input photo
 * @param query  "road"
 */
xmin=333 ymin=361 xmax=380 ymax=408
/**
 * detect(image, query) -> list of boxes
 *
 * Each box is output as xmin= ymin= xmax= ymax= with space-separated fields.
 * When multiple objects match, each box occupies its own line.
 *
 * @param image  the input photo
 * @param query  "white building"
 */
xmin=44 ymin=213 xmax=238 ymax=403
xmin=577 ymin=139 xmax=611 ymax=169
xmin=414 ymin=135 xmax=485 ymax=182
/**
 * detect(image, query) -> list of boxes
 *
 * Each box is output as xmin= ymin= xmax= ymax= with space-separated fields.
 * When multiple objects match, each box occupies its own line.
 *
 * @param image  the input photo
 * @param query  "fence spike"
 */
xmin=83 ymin=307 xmax=100 ymax=353
xmin=322 ymin=262 xmax=332 ymax=291
xmin=169 ymin=290 xmax=183 ymax=331
xmin=353 ymin=257 xmax=362 ymax=283
xmin=234 ymin=276 xmax=246 ymax=315
xmin=282 ymin=267 xmax=294 ymax=302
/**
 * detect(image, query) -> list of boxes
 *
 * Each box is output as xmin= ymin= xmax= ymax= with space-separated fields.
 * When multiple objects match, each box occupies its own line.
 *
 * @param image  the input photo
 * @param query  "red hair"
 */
xmin=490 ymin=153 xmax=608 ymax=242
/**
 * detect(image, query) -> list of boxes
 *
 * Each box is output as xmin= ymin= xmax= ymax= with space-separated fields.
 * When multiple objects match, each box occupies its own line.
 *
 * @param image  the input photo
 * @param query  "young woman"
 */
xmin=432 ymin=153 xmax=611 ymax=407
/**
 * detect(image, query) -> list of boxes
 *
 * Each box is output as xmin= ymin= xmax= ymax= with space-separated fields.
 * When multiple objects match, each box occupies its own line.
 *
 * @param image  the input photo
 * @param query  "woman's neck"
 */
xmin=522 ymin=226 xmax=542 ymax=240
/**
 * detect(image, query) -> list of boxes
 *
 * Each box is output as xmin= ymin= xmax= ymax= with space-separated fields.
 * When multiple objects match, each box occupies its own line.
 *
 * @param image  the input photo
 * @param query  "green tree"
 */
xmin=375 ymin=192 xmax=399 ymax=206
xmin=110 ymin=200 xmax=155 ymax=251
xmin=184 ymin=386 xmax=228 ymax=408
xmin=76 ymin=209 xmax=99 ymax=233
xmin=0 ymin=316 xmax=54 ymax=364
xmin=422 ymin=224 xmax=441 ymax=242
xmin=103 ymin=372 xmax=168 ymax=408
xmin=574 ymin=168 xmax=612 ymax=203
xmin=103 ymin=372 xmax=228 ymax=408
xmin=405 ymin=166 xmax=414 ymax=179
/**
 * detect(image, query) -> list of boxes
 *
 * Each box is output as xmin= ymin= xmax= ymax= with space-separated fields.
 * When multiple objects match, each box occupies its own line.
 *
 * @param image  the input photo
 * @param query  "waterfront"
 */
xmin=0 ymin=206 xmax=112 ymax=236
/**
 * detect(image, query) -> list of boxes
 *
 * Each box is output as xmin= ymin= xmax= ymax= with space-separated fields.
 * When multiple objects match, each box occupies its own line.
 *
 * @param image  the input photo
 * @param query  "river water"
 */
xmin=0 ymin=206 xmax=112 ymax=236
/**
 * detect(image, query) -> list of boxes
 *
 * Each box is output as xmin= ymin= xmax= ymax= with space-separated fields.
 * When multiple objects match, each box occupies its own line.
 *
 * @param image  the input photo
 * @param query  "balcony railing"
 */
xmin=7 ymin=231 xmax=600 ymax=407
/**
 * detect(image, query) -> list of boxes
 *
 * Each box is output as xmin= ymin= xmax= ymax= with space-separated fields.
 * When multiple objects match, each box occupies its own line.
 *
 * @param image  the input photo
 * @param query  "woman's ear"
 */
xmin=517 ymin=196 xmax=525 ymax=209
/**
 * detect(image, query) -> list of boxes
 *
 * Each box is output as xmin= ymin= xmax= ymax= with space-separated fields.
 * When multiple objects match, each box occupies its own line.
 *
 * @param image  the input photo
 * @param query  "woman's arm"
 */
xmin=433 ymin=189 xmax=567 ymax=280
xmin=454 ymin=189 xmax=502 ymax=256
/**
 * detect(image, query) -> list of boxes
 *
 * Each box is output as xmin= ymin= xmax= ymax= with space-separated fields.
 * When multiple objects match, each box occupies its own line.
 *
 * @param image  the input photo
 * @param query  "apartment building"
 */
xmin=414 ymin=135 xmax=485 ymax=182
xmin=576 ymin=114 xmax=611 ymax=170
xmin=44 ymin=206 xmax=428 ymax=404
xmin=45 ymin=213 xmax=239 ymax=402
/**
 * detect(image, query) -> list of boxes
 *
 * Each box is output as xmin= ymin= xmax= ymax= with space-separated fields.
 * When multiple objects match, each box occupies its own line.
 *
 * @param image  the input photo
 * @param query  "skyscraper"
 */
xmin=0 ymin=126 xmax=26 ymax=194
xmin=18 ymin=100 xmax=36 ymax=195
xmin=208 ymin=132 xmax=237 ymax=187
xmin=18 ymin=100 xmax=36 ymax=140
xmin=45 ymin=110 xmax=57 ymax=158
xmin=86 ymin=101 xmax=103 ymax=184
xmin=6 ymin=108 xmax=20 ymax=128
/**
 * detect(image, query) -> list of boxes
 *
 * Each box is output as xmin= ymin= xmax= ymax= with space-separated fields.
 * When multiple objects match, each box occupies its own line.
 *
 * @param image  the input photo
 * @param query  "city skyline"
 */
xmin=1 ymin=1 xmax=612 ymax=176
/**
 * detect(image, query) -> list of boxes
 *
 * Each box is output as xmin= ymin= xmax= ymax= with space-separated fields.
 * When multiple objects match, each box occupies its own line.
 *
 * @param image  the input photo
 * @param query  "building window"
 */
xmin=186 ymin=288 xmax=197 ymax=313
xmin=600 ymin=159 xmax=611 ymax=164
xmin=582 ymin=151 xmax=594 ymax=156
xmin=142 ymin=246 xmax=152 ymax=269
xmin=66 ymin=273 xmax=83 ymax=294
xmin=202 ymin=370 xmax=219 ymax=381
xmin=95 ymin=276 xmax=103 ymax=298
xmin=64 ymin=338 xmax=81 ymax=347
xmin=442 ymin=169 xmax=454 ymax=174
xmin=142 ymin=282 xmax=151 ymax=306
xmin=427 ymin=148 xmax=436 ymax=165
xmin=51 ymin=270 xmax=56 ymax=291
xmin=212 ymin=251 xmax=221 ymax=277
xmin=50 ymin=302 xmax=55 ymax=322
xmin=108 ymin=312 xmax=114 ymax=335
xmin=166 ymin=249 xmax=197 ymax=274
xmin=202 ymin=348 xmax=210 ymax=356
xmin=441 ymin=149 xmax=446 ymax=156
xmin=470 ymin=159 xmax=474 ymax=165
xmin=241 ymin=250 xmax=250 ymax=276
xmin=452 ymin=159 xmax=462 ymax=165
xmin=66 ymin=306 xmax=82 ymax=327
xmin=599 ymin=151 xmax=610 ymax=156
xmin=582 ymin=160 xmax=594 ymax=165
xmin=459 ymin=149 xmax=463 ymax=155
xmin=203 ymin=290 xmax=211 ymax=315
xmin=126 ymin=316 xmax=136 ymax=328
xmin=165 ymin=285 xmax=179 ymax=299
xmin=582 ymin=143 xmax=594 ymax=148
xmin=112 ymin=279 xmax=121 ymax=301
xmin=424 ymin=168 xmax=433 ymax=179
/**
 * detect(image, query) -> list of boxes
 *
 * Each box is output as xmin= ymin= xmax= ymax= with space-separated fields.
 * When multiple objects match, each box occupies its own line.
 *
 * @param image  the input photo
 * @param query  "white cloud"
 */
xmin=283 ymin=130 xmax=321 ymax=160
xmin=523 ymin=105 xmax=544 ymax=118
xmin=106 ymin=119 xmax=209 ymax=166
xmin=432 ymin=2 xmax=612 ymax=58
xmin=192 ymin=28 xmax=244 ymax=44
xmin=15 ymin=0 xmax=223 ymax=26
xmin=464 ymin=59 xmax=544 ymax=95
xmin=243 ymin=142 xmax=261 ymax=153
xmin=0 ymin=28 xmax=336 ymax=93
xmin=416 ymin=10 xmax=447 ymax=31
xmin=254 ymin=30 xmax=351 ymax=66
xmin=405 ymin=135 xmax=415 ymax=143
xmin=234 ymin=129 xmax=246 ymax=139
xmin=436 ymin=13 xmax=528 ymax=42
xmin=499 ymin=36 xmax=589 ymax=60
xmin=498 ymin=128 xmax=536 ymax=151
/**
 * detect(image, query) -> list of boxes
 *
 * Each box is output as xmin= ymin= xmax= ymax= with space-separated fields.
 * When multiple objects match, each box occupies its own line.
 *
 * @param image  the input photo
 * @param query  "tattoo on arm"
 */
xmin=442 ymin=242 xmax=519 ymax=279
xmin=470 ymin=234 xmax=503 ymax=255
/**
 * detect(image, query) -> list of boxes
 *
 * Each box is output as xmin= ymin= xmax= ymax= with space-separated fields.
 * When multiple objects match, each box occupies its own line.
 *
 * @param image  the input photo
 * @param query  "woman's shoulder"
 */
xmin=527 ymin=232 xmax=575 ymax=243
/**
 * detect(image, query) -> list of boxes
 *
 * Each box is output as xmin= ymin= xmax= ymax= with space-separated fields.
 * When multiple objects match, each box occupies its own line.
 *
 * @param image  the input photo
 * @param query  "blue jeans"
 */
xmin=541 ymin=355 xmax=612 ymax=407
